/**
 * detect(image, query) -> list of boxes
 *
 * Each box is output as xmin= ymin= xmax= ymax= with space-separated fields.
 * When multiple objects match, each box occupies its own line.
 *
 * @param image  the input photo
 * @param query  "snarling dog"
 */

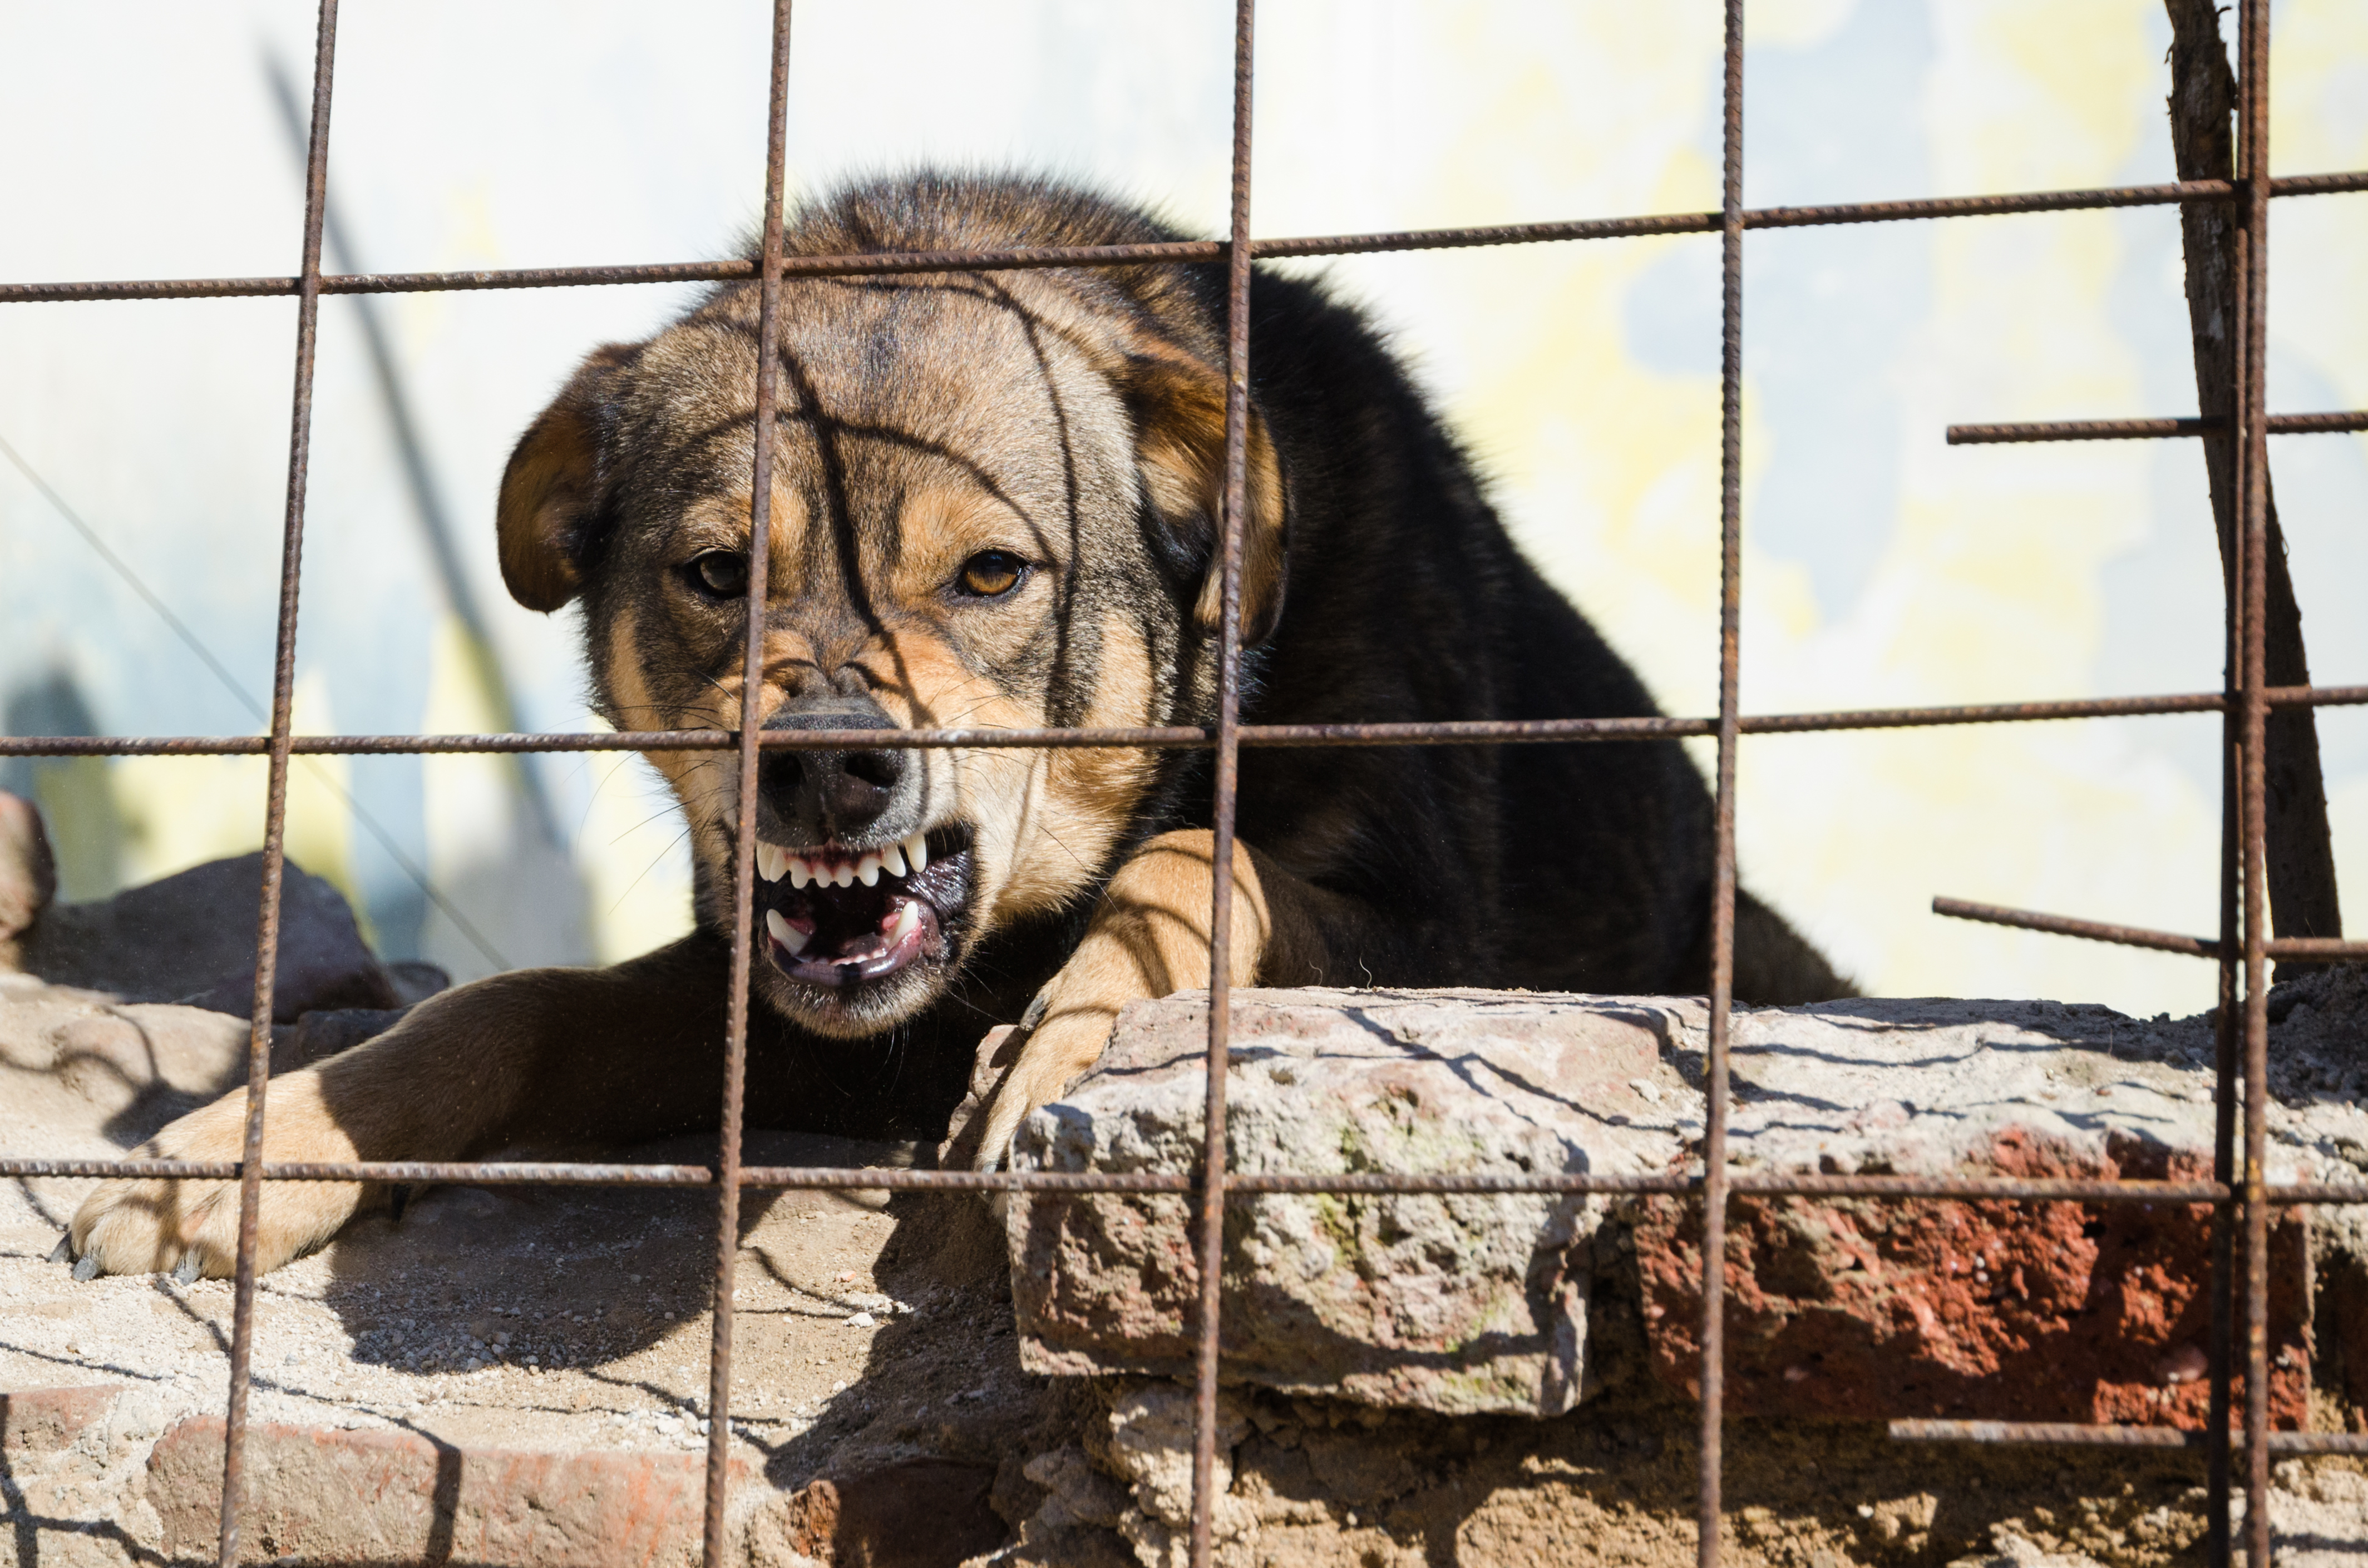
xmin=66 ymin=173 xmax=1847 ymax=1279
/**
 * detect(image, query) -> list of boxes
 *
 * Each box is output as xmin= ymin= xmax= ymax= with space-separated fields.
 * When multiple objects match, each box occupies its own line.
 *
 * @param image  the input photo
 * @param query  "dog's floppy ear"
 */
xmin=1119 ymin=352 xmax=1288 ymax=645
xmin=496 ymin=343 xmax=639 ymax=612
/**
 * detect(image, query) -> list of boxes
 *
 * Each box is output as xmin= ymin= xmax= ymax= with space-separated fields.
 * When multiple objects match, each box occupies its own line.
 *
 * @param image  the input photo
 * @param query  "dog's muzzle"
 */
xmin=748 ymin=699 xmax=970 ymax=995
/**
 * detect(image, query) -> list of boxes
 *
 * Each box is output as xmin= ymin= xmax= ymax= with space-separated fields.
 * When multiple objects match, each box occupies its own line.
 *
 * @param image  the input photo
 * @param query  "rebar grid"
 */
xmin=4 ymin=6 xmax=2365 ymax=1566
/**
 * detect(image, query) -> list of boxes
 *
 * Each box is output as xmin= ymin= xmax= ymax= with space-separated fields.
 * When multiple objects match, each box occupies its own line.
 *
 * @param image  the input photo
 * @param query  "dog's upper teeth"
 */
xmin=881 ymin=842 xmax=908 ymax=878
xmin=756 ymin=844 xmax=788 ymax=883
xmin=836 ymin=863 xmax=857 ymax=889
xmin=765 ymin=909 xmax=809 ymax=957
xmin=903 ymin=832 xmax=929 ymax=874
xmin=856 ymin=853 xmax=882 ymax=887
xmin=788 ymin=857 xmax=813 ymax=891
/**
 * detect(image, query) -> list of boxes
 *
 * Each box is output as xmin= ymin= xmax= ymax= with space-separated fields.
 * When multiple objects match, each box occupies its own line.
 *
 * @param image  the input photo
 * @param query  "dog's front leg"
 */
xmin=66 ymin=939 xmax=726 ymax=1279
xmin=964 ymin=828 xmax=1348 ymax=1168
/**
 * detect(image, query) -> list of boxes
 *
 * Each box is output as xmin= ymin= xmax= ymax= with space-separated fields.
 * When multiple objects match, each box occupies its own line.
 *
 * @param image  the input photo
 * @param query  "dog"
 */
xmin=65 ymin=172 xmax=1847 ymax=1279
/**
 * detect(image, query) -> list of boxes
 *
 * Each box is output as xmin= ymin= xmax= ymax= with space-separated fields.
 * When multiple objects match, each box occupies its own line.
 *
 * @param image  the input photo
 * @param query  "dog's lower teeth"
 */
xmin=889 ymin=901 xmax=921 ymax=943
xmin=765 ymin=909 xmax=809 ymax=957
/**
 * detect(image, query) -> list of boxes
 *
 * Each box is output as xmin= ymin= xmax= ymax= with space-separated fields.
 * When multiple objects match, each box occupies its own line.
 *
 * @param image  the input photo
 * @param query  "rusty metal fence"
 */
xmin=6 ymin=3 xmax=2368 ymax=1565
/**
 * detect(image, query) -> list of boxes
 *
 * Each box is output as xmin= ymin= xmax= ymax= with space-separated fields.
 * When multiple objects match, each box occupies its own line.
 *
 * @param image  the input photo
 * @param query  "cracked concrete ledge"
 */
xmin=8 ymin=956 xmax=2368 ymax=1566
xmin=1009 ymin=984 xmax=2368 ymax=1435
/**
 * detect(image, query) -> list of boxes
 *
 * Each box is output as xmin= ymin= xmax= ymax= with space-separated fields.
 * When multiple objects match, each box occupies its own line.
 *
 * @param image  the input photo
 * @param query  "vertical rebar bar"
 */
xmin=1190 ymin=2 xmax=1256 ymax=1562
xmin=702 ymin=5 xmax=794 ymax=1563
xmin=2206 ymin=12 xmax=2248 ymax=1534
xmin=218 ymin=5 xmax=337 ymax=1564
xmin=2236 ymin=1 xmax=2273 ymax=1560
xmin=1698 ymin=4 xmax=1745 ymax=1565
xmin=2208 ymin=625 xmax=2241 ymax=1567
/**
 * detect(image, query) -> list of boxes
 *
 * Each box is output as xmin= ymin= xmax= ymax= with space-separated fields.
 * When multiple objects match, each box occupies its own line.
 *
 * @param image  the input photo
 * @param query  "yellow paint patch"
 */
xmin=96 ymin=674 xmax=369 ymax=943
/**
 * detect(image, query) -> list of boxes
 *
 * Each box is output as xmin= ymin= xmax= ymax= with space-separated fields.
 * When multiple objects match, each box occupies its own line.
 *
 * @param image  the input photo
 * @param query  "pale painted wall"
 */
xmin=1 ymin=1 xmax=2362 ymax=1015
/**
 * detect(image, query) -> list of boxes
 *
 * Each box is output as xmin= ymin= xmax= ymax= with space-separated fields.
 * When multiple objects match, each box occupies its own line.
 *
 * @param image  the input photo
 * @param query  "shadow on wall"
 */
xmin=2 ymin=666 xmax=130 ymax=903
xmin=0 ymin=663 xmax=600 ymax=980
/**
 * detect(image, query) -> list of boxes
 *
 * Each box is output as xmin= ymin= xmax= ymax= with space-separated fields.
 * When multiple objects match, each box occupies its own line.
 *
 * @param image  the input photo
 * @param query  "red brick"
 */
xmin=1637 ymin=1129 xmax=2313 ymax=1428
xmin=149 ymin=1416 xmax=743 ymax=1566
xmin=0 ymin=1384 xmax=118 ymax=1453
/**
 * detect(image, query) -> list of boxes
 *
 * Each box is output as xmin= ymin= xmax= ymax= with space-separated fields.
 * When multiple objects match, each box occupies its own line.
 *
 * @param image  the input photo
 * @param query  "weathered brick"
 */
xmin=149 ymin=1416 xmax=737 ymax=1567
xmin=1009 ymin=990 xmax=2368 ymax=1429
xmin=0 ymin=1383 xmax=118 ymax=1453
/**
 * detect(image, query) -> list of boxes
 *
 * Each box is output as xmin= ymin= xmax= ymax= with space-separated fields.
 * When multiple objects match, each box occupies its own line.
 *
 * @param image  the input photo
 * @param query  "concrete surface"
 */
xmin=1007 ymin=985 xmax=2368 ymax=1435
xmin=6 ymin=936 xmax=2368 ymax=1564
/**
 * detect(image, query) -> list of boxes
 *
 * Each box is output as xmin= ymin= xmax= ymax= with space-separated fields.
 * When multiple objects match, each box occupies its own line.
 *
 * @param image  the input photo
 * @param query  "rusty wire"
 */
xmin=1891 ymin=1422 xmax=2368 ymax=1455
xmin=6 ymin=681 xmax=2367 ymax=760
xmin=1696 ymin=3 xmax=1747 ymax=1560
xmin=7 ymin=1153 xmax=2366 ymax=1208
xmin=1932 ymin=895 xmax=2368 ymax=961
xmin=2 ymin=6 xmax=2363 ymax=1567
xmin=12 ymin=173 xmax=2368 ymax=308
xmin=1949 ymin=410 xmax=2368 ymax=443
xmin=698 ymin=4 xmax=794 ymax=1556
xmin=2238 ymin=6 xmax=2278 ymax=1550
xmin=207 ymin=3 xmax=338 ymax=1560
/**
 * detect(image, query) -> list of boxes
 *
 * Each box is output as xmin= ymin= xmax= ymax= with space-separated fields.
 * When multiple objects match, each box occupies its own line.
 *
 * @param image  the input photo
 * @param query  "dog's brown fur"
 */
xmin=69 ymin=174 xmax=1848 ymax=1279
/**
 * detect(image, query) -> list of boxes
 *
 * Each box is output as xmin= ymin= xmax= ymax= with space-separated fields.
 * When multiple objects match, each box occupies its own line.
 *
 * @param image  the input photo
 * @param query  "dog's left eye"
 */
xmin=684 ymin=551 xmax=749 ymax=598
xmin=955 ymin=550 xmax=1028 ymax=598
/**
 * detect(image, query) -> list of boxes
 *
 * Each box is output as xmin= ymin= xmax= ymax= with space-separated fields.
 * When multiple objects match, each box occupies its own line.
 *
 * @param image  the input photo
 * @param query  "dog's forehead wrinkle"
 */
xmin=619 ymin=288 xmax=1138 ymax=592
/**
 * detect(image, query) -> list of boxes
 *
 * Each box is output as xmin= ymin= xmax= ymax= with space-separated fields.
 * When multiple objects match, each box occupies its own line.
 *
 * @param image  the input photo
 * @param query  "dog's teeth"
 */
xmin=766 ymin=909 xmax=810 ymax=957
xmin=856 ymin=853 xmax=881 ymax=887
xmin=904 ymin=833 xmax=929 ymax=873
xmin=835 ymin=863 xmax=856 ymax=889
xmin=881 ymin=842 xmax=907 ymax=878
xmin=890 ymin=899 xmax=922 ymax=943
xmin=788 ymin=858 xmax=812 ymax=891
xmin=756 ymin=844 xmax=788 ymax=883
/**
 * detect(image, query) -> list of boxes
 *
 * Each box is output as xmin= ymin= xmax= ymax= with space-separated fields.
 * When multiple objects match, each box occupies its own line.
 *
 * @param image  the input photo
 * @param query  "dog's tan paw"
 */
xmin=968 ymin=1012 xmax=1113 ymax=1171
xmin=65 ymin=1074 xmax=367 ymax=1281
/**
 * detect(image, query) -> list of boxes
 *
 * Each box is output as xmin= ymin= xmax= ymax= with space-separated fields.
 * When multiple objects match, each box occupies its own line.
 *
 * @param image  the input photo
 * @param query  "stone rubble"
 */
xmin=5 ymin=797 xmax=2366 ymax=1566
xmin=1009 ymin=989 xmax=1686 ymax=1416
xmin=1008 ymin=986 xmax=2368 ymax=1436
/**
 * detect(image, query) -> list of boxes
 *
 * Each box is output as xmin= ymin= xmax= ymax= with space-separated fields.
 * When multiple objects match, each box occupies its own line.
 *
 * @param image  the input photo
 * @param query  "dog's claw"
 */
xmin=174 ymin=1252 xmax=202 ymax=1285
xmin=72 ymin=1251 xmax=102 ymax=1282
xmin=48 ymin=1233 xmax=72 ymax=1264
xmin=388 ymin=1184 xmax=409 ymax=1225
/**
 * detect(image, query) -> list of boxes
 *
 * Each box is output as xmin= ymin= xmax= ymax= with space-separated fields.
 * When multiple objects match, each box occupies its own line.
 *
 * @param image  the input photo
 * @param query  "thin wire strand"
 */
xmin=0 ymin=428 xmax=508 ymax=969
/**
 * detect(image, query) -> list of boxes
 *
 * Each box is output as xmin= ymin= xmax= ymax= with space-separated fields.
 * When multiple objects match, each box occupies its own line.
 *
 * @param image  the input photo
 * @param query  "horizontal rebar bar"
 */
xmin=7 ymin=1157 xmax=2359 ymax=1205
xmin=1891 ymin=1421 xmax=2368 ymax=1454
xmin=4 ymin=684 xmax=2366 ymax=759
xmin=1933 ymin=895 xmax=2368 ymax=960
xmin=7 ymin=172 xmax=2364 ymax=306
xmin=1949 ymin=411 xmax=2368 ymax=443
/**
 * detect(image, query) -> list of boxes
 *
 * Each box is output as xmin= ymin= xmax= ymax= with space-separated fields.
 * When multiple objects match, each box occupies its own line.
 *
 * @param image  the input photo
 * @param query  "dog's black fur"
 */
xmin=65 ymin=173 xmax=1844 ymax=1280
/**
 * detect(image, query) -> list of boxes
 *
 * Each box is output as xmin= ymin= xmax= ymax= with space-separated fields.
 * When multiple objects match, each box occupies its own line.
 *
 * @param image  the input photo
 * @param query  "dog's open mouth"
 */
xmin=753 ymin=826 xmax=973 ymax=989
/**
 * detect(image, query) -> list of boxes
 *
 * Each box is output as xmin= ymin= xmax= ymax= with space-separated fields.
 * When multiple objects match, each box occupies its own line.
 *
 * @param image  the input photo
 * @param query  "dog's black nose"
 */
xmin=758 ymin=701 xmax=909 ymax=843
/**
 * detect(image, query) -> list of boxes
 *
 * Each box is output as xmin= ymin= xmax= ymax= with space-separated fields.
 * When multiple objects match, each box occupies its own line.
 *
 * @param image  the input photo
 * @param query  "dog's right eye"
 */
xmin=684 ymin=552 xmax=749 ymax=599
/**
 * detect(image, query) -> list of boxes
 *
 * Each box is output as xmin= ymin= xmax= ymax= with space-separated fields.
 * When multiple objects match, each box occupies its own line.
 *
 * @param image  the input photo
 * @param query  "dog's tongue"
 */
xmin=764 ymin=885 xmax=933 ymax=983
